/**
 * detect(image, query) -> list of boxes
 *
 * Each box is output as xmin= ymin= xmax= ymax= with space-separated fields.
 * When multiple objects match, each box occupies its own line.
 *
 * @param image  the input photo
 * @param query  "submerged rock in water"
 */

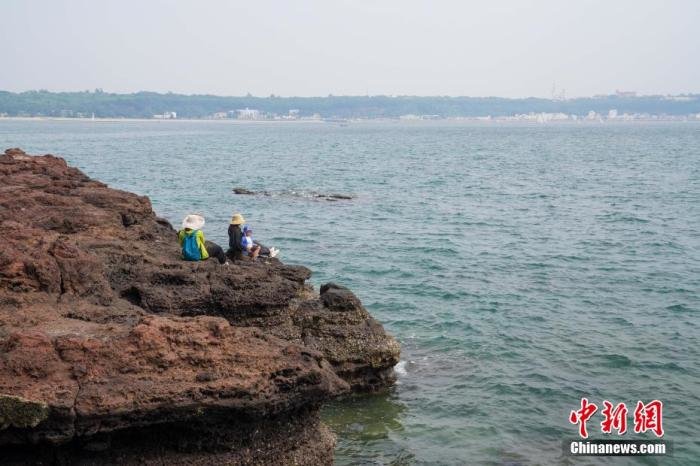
xmin=0 ymin=148 xmax=399 ymax=465
xmin=232 ymin=187 xmax=355 ymax=202
xmin=232 ymin=187 xmax=256 ymax=195
xmin=322 ymin=194 xmax=354 ymax=200
xmin=312 ymin=192 xmax=355 ymax=201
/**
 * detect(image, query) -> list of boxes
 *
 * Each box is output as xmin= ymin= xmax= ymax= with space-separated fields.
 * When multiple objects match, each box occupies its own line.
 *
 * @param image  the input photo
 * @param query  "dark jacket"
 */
xmin=227 ymin=224 xmax=243 ymax=259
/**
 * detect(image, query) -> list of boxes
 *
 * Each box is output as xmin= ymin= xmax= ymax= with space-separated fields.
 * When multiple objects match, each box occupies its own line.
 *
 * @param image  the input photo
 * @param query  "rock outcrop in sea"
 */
xmin=0 ymin=148 xmax=400 ymax=465
xmin=232 ymin=187 xmax=355 ymax=202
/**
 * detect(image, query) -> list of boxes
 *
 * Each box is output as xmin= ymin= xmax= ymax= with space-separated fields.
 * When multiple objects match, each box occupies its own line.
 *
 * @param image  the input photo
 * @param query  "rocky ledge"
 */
xmin=0 ymin=148 xmax=400 ymax=465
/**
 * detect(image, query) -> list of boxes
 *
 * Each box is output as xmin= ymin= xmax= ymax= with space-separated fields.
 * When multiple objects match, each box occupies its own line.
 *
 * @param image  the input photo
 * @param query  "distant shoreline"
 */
xmin=3 ymin=90 xmax=698 ymax=122
xmin=0 ymin=116 xmax=325 ymax=124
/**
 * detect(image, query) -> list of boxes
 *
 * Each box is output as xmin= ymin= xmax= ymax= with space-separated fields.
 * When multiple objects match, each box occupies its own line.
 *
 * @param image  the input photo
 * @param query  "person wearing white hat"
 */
xmin=177 ymin=214 xmax=227 ymax=264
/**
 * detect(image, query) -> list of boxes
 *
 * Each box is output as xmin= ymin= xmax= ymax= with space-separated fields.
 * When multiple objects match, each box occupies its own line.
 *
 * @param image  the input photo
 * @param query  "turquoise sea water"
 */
xmin=2 ymin=119 xmax=699 ymax=465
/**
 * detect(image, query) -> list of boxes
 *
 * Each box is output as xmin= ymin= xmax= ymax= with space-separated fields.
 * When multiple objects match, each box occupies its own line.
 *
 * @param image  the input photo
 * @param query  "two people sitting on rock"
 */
xmin=177 ymin=214 xmax=228 ymax=264
xmin=227 ymin=213 xmax=278 ymax=261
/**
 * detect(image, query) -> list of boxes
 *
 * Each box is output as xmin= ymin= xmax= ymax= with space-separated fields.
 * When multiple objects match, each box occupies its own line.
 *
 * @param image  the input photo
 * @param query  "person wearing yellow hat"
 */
xmin=226 ymin=213 xmax=246 ymax=261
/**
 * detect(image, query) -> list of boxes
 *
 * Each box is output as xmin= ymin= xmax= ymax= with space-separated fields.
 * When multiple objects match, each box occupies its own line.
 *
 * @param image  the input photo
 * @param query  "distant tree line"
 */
xmin=0 ymin=90 xmax=699 ymax=119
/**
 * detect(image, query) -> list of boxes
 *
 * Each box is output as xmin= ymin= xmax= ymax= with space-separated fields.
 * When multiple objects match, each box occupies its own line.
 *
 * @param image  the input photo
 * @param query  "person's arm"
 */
xmin=196 ymin=230 xmax=210 ymax=260
xmin=177 ymin=230 xmax=184 ymax=247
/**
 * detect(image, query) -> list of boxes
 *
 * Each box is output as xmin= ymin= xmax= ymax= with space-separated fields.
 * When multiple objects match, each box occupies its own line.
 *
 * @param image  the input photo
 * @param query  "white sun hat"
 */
xmin=182 ymin=214 xmax=205 ymax=230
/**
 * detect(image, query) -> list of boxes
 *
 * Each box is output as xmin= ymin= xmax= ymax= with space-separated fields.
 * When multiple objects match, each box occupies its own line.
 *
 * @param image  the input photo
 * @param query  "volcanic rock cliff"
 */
xmin=0 ymin=148 xmax=400 ymax=465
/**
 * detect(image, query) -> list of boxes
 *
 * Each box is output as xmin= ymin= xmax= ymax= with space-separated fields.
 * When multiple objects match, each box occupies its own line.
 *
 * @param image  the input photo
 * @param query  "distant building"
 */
xmin=532 ymin=112 xmax=570 ymax=123
xmin=616 ymin=90 xmax=637 ymax=98
xmin=212 ymin=112 xmax=228 ymax=119
xmin=665 ymin=95 xmax=695 ymax=102
xmin=153 ymin=111 xmax=177 ymax=119
xmin=236 ymin=108 xmax=261 ymax=120
xmin=608 ymin=109 xmax=618 ymax=119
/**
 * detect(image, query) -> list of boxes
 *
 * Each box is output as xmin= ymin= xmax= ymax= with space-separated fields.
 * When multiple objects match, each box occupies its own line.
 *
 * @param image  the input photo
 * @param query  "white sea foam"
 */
xmin=394 ymin=360 xmax=407 ymax=376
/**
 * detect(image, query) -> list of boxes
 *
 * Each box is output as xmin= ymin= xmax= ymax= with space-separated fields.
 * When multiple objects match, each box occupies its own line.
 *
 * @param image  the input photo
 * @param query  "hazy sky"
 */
xmin=1 ymin=0 xmax=698 ymax=97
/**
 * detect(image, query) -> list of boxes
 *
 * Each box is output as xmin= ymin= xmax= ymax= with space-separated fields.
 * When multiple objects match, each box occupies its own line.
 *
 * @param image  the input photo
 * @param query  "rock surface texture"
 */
xmin=0 ymin=149 xmax=400 ymax=465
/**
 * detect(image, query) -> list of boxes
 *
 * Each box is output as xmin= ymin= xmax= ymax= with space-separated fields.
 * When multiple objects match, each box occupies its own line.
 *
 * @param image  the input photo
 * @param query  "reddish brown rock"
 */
xmin=0 ymin=148 xmax=399 ymax=464
xmin=234 ymin=284 xmax=401 ymax=391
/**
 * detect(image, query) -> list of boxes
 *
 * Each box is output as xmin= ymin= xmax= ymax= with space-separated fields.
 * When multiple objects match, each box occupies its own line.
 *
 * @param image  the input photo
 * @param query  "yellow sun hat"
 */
xmin=230 ymin=213 xmax=246 ymax=225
